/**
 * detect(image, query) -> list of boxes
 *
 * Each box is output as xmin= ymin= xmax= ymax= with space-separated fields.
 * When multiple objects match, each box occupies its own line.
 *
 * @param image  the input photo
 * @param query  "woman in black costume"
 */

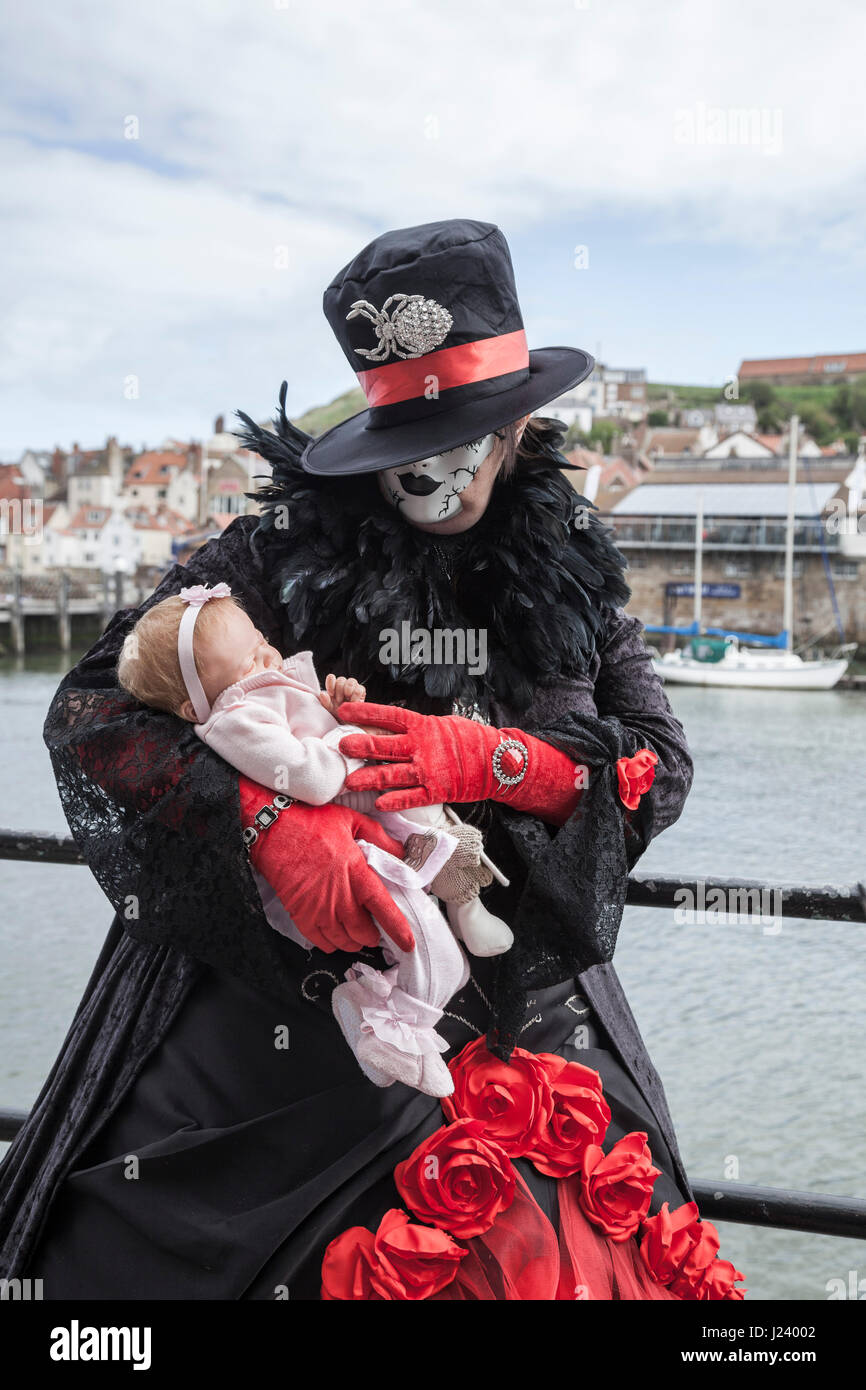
xmin=0 ymin=219 xmax=743 ymax=1300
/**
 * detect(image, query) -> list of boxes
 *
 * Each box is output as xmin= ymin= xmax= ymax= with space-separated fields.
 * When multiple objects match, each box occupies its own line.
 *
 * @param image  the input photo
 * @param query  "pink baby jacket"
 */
xmin=194 ymin=650 xmax=366 ymax=804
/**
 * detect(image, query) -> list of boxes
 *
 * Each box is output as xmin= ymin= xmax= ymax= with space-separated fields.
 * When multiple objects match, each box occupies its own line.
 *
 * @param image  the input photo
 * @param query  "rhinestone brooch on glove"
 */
xmin=491 ymin=737 xmax=529 ymax=792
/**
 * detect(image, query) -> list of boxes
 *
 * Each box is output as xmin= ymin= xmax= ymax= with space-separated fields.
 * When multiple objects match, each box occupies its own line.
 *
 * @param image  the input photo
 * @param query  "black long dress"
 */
xmin=29 ymin=956 xmax=690 ymax=1300
xmin=0 ymin=436 xmax=699 ymax=1298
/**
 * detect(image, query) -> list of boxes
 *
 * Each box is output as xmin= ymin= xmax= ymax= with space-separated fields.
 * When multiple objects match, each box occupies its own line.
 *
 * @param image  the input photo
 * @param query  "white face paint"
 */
xmin=379 ymin=434 xmax=496 ymax=524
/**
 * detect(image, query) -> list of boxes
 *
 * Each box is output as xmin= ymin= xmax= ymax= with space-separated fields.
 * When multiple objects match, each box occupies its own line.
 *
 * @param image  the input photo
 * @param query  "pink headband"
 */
xmin=178 ymin=582 xmax=232 ymax=722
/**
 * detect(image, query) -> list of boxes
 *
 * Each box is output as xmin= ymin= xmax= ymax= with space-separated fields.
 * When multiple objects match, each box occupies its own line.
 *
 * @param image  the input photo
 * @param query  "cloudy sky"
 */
xmin=1 ymin=0 xmax=864 ymax=454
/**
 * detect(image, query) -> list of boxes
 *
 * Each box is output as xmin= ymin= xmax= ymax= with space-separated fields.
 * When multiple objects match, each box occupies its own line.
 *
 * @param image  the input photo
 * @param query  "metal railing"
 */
xmin=2 ymin=828 xmax=865 ymax=1241
xmin=608 ymin=517 xmax=839 ymax=551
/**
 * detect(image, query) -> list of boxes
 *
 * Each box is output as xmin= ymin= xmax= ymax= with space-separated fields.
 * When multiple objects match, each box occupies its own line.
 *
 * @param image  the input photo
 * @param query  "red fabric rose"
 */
xmin=578 ymin=1132 xmax=661 ymax=1241
xmin=321 ymin=1226 xmax=381 ymax=1301
xmin=441 ymin=1036 xmax=553 ymax=1156
xmin=321 ymin=1209 xmax=465 ymax=1301
xmin=640 ymin=1201 xmax=746 ymax=1300
xmin=395 ymin=1118 xmax=517 ymax=1238
xmin=663 ymin=1214 xmax=746 ymax=1301
xmin=523 ymin=1053 xmax=611 ymax=1178
xmin=371 ymin=1208 xmax=466 ymax=1299
xmin=688 ymin=1257 xmax=747 ymax=1301
xmin=616 ymin=747 xmax=659 ymax=810
xmin=639 ymin=1200 xmax=710 ymax=1285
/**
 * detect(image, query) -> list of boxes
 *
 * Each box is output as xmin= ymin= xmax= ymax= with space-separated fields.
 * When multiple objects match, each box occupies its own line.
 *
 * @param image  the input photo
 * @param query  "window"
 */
xmin=671 ymin=557 xmax=692 ymax=575
xmin=627 ymin=554 xmax=647 ymax=569
xmin=724 ymin=559 xmax=751 ymax=577
xmin=773 ymin=559 xmax=804 ymax=579
xmin=831 ymin=560 xmax=859 ymax=581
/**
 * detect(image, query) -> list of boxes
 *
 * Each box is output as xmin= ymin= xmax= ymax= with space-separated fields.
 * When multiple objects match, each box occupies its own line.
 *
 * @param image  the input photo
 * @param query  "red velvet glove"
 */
xmin=238 ymin=775 xmax=415 ymax=954
xmin=336 ymin=704 xmax=586 ymax=827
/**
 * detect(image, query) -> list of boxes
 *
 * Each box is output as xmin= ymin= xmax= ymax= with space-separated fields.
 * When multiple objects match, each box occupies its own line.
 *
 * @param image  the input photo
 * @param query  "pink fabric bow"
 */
xmin=180 ymin=582 xmax=232 ymax=607
xmin=349 ymin=963 xmax=449 ymax=1057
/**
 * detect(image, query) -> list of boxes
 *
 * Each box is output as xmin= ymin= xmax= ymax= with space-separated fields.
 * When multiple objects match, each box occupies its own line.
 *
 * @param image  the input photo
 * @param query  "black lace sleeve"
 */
xmin=41 ymin=514 xmax=304 ymax=999
xmin=485 ymin=607 xmax=694 ymax=1058
xmin=590 ymin=607 xmax=694 ymax=846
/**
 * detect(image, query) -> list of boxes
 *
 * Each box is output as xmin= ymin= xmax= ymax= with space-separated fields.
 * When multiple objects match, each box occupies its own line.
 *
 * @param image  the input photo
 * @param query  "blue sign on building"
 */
xmin=665 ymin=582 xmax=741 ymax=599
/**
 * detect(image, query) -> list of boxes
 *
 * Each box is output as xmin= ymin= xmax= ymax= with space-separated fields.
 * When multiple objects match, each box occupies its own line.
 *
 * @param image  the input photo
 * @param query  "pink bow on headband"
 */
xmin=177 ymin=582 xmax=233 ymax=724
xmin=180 ymin=582 xmax=232 ymax=607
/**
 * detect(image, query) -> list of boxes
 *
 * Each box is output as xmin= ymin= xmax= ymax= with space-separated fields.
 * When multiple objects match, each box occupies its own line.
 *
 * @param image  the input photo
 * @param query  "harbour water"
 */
xmin=0 ymin=649 xmax=863 ymax=1301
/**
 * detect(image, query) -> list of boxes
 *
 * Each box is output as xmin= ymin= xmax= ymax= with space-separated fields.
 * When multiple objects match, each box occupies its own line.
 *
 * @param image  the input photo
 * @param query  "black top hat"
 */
xmin=300 ymin=218 xmax=594 ymax=475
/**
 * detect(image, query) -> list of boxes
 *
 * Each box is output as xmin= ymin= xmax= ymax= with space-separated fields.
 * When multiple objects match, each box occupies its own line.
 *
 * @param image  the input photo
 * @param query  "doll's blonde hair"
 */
xmin=116 ymin=591 xmax=246 ymax=716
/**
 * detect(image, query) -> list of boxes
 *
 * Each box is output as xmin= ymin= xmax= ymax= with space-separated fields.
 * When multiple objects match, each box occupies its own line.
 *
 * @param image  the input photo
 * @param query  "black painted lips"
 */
xmin=396 ymin=473 xmax=442 ymax=497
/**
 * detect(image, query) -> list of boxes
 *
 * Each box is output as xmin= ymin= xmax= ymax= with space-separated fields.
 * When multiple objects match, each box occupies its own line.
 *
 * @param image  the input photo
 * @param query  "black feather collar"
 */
xmin=236 ymin=385 xmax=631 ymax=716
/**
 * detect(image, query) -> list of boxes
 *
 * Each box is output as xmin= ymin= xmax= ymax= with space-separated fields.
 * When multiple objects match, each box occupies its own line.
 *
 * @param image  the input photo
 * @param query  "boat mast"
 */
xmin=694 ymin=489 xmax=704 ymax=634
xmin=782 ymin=415 xmax=799 ymax=653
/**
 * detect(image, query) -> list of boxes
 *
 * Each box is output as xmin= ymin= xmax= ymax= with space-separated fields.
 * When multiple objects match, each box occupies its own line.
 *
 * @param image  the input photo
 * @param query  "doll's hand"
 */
xmin=317 ymin=674 xmax=366 ymax=717
xmin=318 ymin=677 xmax=391 ymax=735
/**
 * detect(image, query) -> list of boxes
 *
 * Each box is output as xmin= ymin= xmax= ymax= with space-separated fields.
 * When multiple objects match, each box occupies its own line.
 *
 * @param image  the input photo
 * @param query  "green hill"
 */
xmin=293 ymin=388 xmax=367 ymax=437
xmin=647 ymin=378 xmax=865 ymax=450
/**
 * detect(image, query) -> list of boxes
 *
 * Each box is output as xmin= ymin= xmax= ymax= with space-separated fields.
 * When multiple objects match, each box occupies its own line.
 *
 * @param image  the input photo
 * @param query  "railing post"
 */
xmin=10 ymin=568 xmax=24 ymax=655
xmin=57 ymin=571 xmax=70 ymax=652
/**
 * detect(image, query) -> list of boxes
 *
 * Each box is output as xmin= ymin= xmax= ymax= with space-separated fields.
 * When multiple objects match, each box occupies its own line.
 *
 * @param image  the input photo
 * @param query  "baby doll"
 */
xmin=117 ymin=581 xmax=512 ymax=1098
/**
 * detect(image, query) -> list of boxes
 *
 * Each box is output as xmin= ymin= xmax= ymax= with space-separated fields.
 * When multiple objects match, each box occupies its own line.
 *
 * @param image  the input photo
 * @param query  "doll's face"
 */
xmin=179 ymin=605 xmax=283 ymax=721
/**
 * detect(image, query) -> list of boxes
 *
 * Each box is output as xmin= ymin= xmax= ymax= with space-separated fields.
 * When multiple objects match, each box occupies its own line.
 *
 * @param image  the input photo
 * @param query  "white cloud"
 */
xmin=1 ymin=0 xmax=864 ymax=450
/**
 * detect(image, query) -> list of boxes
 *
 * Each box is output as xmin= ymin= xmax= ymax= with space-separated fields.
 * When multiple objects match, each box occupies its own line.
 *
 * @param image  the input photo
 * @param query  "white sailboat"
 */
xmin=651 ymin=416 xmax=852 ymax=690
xmin=655 ymin=636 xmax=850 ymax=689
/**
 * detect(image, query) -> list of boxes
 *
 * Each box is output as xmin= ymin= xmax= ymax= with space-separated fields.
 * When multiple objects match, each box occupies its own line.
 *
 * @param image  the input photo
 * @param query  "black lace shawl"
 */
xmin=0 ymin=394 xmax=694 ymax=1276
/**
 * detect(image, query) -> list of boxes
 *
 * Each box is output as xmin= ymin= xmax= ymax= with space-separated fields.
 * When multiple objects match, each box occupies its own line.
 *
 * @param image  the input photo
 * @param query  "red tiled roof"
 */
xmin=739 ymin=353 xmax=866 ymax=379
xmin=127 ymin=505 xmax=197 ymax=536
xmin=563 ymin=446 xmax=606 ymax=471
xmin=125 ymin=451 xmax=189 ymax=487
xmin=0 ymin=466 xmax=29 ymax=503
xmin=66 ymin=505 xmax=114 ymax=532
xmin=642 ymin=427 xmax=702 ymax=454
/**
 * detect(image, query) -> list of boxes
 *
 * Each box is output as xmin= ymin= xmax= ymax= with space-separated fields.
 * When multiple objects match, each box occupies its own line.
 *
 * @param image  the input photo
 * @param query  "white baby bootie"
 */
xmin=446 ymin=895 xmax=514 ymax=958
xmin=333 ymin=962 xmax=456 ymax=1097
xmin=416 ymin=807 xmax=514 ymax=957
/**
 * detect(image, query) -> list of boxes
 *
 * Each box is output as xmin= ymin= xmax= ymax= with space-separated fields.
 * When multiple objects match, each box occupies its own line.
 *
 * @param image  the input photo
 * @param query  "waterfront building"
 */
xmin=600 ymin=455 xmax=864 ymax=649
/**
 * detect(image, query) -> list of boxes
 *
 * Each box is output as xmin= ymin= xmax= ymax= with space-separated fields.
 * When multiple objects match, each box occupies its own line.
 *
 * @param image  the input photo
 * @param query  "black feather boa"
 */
xmin=236 ymin=383 xmax=631 ymax=716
